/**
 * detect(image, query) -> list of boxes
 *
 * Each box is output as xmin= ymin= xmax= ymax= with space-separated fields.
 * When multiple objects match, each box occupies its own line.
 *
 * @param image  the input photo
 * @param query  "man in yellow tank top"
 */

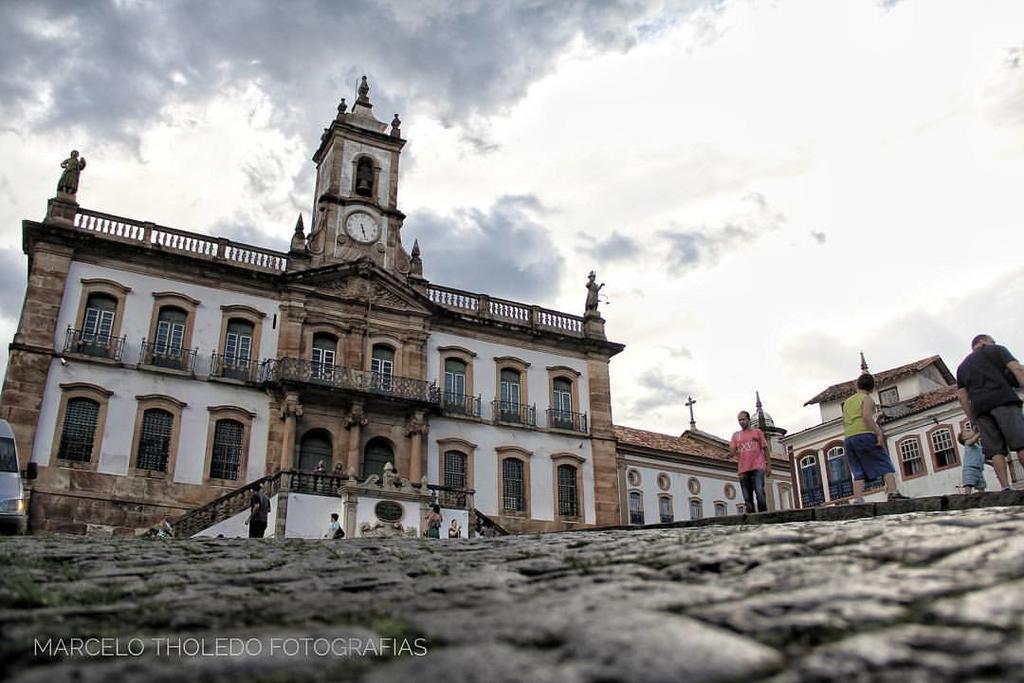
xmin=842 ymin=373 xmax=908 ymax=503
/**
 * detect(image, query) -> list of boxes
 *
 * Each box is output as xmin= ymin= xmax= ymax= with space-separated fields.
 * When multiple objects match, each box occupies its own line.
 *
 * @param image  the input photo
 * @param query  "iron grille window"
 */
xmin=628 ymin=491 xmax=644 ymax=525
xmin=660 ymin=496 xmax=674 ymax=523
xmin=136 ymin=408 xmax=173 ymax=471
xmin=557 ymin=464 xmax=578 ymax=517
xmin=57 ymin=397 xmax=100 ymax=462
xmin=210 ymin=419 xmax=244 ymax=480
xmin=502 ymin=458 xmax=524 ymax=512
xmin=931 ymin=428 xmax=958 ymax=468
xmin=899 ymin=438 xmax=924 ymax=477
xmin=444 ymin=451 xmax=467 ymax=490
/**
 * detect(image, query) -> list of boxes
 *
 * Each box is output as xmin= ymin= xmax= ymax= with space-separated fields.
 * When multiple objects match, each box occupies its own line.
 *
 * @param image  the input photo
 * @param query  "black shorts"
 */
xmin=976 ymin=404 xmax=1024 ymax=457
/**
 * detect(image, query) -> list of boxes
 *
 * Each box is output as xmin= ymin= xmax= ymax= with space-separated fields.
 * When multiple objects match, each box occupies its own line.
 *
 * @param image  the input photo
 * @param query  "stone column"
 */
xmin=407 ymin=410 xmax=428 ymax=484
xmin=345 ymin=402 xmax=367 ymax=476
xmin=279 ymin=393 xmax=303 ymax=470
xmin=343 ymin=494 xmax=358 ymax=539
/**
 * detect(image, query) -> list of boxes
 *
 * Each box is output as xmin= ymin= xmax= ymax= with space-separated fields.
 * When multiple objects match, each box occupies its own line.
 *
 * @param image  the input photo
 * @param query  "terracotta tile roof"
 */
xmin=613 ymin=425 xmax=734 ymax=463
xmin=878 ymin=384 xmax=959 ymax=424
xmin=804 ymin=355 xmax=955 ymax=406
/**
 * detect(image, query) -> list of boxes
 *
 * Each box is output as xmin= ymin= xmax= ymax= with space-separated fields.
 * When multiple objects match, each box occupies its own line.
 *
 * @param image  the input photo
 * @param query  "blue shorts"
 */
xmin=844 ymin=433 xmax=896 ymax=481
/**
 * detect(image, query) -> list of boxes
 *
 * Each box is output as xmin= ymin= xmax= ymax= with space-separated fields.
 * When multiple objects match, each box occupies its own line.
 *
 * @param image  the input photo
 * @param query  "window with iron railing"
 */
xmin=502 ymin=458 xmax=525 ymax=512
xmin=311 ymin=334 xmax=337 ymax=382
xmin=57 ymin=397 xmax=99 ymax=462
xmin=136 ymin=408 xmax=173 ymax=472
xmin=660 ymin=495 xmax=675 ymax=523
xmin=370 ymin=345 xmax=395 ymax=392
xmin=210 ymin=419 xmax=244 ymax=480
xmin=557 ymin=464 xmax=579 ymax=518
xmin=444 ymin=451 xmax=468 ymax=507
xmin=628 ymin=490 xmax=644 ymax=525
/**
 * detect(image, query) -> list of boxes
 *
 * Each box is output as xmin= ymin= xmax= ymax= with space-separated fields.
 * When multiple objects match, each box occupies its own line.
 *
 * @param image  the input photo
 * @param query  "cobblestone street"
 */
xmin=4 ymin=502 xmax=1024 ymax=682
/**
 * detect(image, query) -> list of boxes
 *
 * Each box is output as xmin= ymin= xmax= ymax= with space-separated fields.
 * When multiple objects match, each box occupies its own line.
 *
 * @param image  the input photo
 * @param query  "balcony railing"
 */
xmin=491 ymin=400 xmax=537 ymax=427
xmin=442 ymin=392 xmax=482 ymax=418
xmin=262 ymin=358 xmax=441 ymax=404
xmin=62 ymin=327 xmax=126 ymax=361
xmin=210 ymin=353 xmax=259 ymax=382
xmin=427 ymin=284 xmax=586 ymax=337
xmin=139 ymin=340 xmax=198 ymax=373
xmin=546 ymin=408 xmax=588 ymax=433
xmin=427 ymin=483 xmax=475 ymax=510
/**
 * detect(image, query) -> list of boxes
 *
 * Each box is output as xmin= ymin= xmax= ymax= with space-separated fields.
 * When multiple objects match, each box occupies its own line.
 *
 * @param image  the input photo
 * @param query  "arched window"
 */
xmin=556 ymin=463 xmax=579 ymax=518
xmin=363 ymin=437 xmax=394 ymax=479
xmin=502 ymin=457 xmax=525 ymax=512
xmin=371 ymin=345 xmax=395 ymax=391
xmin=929 ymin=426 xmax=959 ymax=470
xmin=551 ymin=378 xmax=574 ymax=429
xmin=153 ymin=306 xmax=187 ymax=368
xmin=714 ymin=501 xmax=727 ymax=517
xmin=210 ymin=419 xmax=244 ymax=480
xmin=444 ymin=450 xmax=467 ymax=491
xmin=499 ymin=368 xmax=522 ymax=422
xmin=80 ymin=293 xmax=117 ymax=352
xmin=355 ymin=157 xmax=374 ymax=197
xmin=628 ymin=490 xmax=644 ymax=525
xmin=311 ymin=333 xmax=337 ymax=381
xmin=57 ymin=397 xmax=100 ymax=462
xmin=799 ymin=453 xmax=824 ymax=506
xmin=689 ymin=498 xmax=703 ymax=520
xmin=136 ymin=408 xmax=174 ymax=472
xmin=444 ymin=358 xmax=467 ymax=403
xmin=898 ymin=437 xmax=925 ymax=478
xmin=299 ymin=430 xmax=333 ymax=472
xmin=826 ymin=444 xmax=853 ymax=499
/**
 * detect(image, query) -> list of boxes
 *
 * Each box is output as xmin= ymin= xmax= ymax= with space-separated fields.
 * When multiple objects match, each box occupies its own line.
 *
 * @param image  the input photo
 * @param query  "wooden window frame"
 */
xmin=546 ymin=365 xmax=581 ymax=430
xmin=896 ymin=435 xmax=927 ymax=481
xmin=72 ymin=279 xmax=132 ymax=355
xmin=216 ymin=305 xmax=265 ymax=362
xmin=50 ymin=382 xmax=113 ymax=470
xmin=203 ymin=405 xmax=256 ymax=487
xmin=927 ymin=424 xmax=960 ymax=472
xmin=713 ymin=500 xmax=727 ymax=517
xmin=551 ymin=452 xmax=585 ymax=523
xmin=878 ymin=386 xmax=900 ymax=406
xmin=689 ymin=497 xmax=703 ymax=520
xmin=496 ymin=445 xmax=532 ymax=518
xmin=130 ymin=394 xmax=187 ymax=479
xmin=494 ymin=355 xmax=530 ymax=414
xmin=628 ymin=489 xmax=645 ymax=525
xmin=439 ymin=345 xmax=476 ymax=401
xmin=147 ymin=292 xmax=200 ymax=352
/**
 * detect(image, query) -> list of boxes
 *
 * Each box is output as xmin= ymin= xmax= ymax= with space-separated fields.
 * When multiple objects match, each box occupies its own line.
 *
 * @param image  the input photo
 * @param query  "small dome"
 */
xmin=753 ymin=411 xmax=775 ymax=428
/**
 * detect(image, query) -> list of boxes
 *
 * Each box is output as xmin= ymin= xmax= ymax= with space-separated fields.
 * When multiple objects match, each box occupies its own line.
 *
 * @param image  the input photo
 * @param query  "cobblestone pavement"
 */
xmin=4 ymin=506 xmax=1024 ymax=682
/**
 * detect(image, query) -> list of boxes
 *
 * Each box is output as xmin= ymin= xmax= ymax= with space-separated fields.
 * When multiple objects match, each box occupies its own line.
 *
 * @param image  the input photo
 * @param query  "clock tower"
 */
xmin=307 ymin=76 xmax=412 ymax=274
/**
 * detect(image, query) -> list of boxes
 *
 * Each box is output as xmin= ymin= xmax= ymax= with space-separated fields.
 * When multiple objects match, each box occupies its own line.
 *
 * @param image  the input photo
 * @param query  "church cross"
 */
xmin=685 ymin=395 xmax=697 ymax=430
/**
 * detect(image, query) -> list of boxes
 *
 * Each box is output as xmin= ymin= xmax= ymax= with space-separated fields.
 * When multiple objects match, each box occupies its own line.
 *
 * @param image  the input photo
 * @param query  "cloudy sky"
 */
xmin=1 ymin=0 xmax=1023 ymax=439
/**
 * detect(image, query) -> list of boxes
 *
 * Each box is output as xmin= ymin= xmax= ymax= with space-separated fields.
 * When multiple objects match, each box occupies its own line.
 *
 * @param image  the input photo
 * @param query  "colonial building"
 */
xmin=615 ymin=394 xmax=794 ymax=525
xmin=783 ymin=354 xmax=1007 ymax=507
xmin=0 ymin=78 xmax=625 ymax=537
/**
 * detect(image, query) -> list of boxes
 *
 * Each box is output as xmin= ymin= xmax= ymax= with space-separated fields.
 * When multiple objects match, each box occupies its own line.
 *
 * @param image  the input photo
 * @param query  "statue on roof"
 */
xmin=585 ymin=270 xmax=604 ymax=314
xmin=57 ymin=150 xmax=86 ymax=196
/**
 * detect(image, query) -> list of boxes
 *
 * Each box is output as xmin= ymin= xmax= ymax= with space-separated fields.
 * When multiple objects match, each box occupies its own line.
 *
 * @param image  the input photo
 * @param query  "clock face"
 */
xmin=345 ymin=212 xmax=380 ymax=244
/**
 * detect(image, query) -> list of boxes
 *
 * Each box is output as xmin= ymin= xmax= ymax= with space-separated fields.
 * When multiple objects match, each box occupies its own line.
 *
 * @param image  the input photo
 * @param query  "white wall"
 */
xmin=426 ymin=330 xmax=591 ymax=425
xmin=354 ymin=495 xmax=421 ymax=536
xmin=56 ymin=262 xmax=280 ymax=369
xmin=284 ymin=493 xmax=346 ymax=539
xmin=427 ymin=416 xmax=594 ymax=523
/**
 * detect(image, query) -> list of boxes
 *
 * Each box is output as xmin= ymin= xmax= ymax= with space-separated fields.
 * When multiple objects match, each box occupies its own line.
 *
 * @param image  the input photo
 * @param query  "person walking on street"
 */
xmin=958 ymin=426 xmax=988 ymax=495
xmin=843 ymin=373 xmax=908 ymax=503
xmin=245 ymin=483 xmax=271 ymax=538
xmin=730 ymin=411 xmax=770 ymax=513
xmin=956 ymin=334 xmax=1024 ymax=490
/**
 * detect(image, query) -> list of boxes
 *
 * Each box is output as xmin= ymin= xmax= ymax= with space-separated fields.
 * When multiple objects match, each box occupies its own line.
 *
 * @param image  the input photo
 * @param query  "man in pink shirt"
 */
xmin=730 ymin=411 xmax=770 ymax=513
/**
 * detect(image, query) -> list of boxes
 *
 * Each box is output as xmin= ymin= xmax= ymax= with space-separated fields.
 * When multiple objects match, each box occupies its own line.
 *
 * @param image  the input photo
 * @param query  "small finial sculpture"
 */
xmin=336 ymin=98 xmax=347 ymax=120
xmin=410 ymin=239 xmax=422 ymax=277
xmin=390 ymin=113 xmax=401 ymax=138
xmin=357 ymin=75 xmax=370 ymax=105
xmin=57 ymin=150 xmax=86 ymax=196
xmin=585 ymin=270 xmax=605 ymax=313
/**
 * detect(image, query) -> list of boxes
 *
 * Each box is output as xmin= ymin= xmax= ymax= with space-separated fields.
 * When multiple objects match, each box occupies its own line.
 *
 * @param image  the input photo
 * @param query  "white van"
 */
xmin=0 ymin=419 xmax=28 ymax=534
